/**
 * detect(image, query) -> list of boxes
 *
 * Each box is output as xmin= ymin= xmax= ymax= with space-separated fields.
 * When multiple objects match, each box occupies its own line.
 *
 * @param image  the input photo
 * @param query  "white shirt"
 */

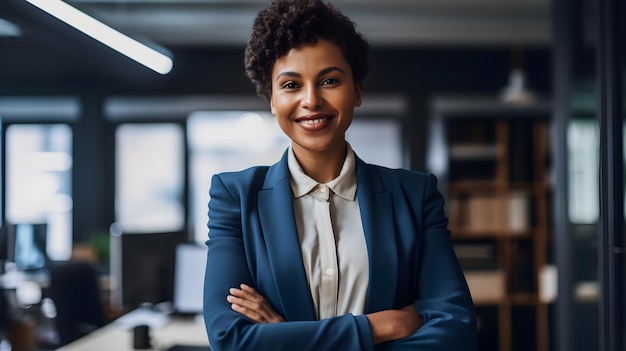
xmin=287 ymin=144 xmax=369 ymax=319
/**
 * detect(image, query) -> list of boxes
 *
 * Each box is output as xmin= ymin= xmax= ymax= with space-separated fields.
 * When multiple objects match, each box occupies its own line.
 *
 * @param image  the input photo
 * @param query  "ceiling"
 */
xmin=1 ymin=0 xmax=552 ymax=46
xmin=0 ymin=0 xmax=552 ymax=87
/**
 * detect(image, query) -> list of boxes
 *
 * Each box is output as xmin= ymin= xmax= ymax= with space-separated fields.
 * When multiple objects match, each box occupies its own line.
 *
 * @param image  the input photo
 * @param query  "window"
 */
xmin=115 ymin=123 xmax=185 ymax=233
xmin=6 ymin=124 xmax=73 ymax=261
xmin=187 ymin=111 xmax=289 ymax=244
xmin=567 ymin=119 xmax=599 ymax=224
xmin=346 ymin=118 xmax=405 ymax=169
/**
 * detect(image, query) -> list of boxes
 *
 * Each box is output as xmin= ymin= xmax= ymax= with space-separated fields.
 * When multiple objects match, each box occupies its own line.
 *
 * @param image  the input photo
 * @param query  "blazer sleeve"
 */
xmin=203 ymin=173 xmax=374 ymax=351
xmin=376 ymin=173 xmax=478 ymax=351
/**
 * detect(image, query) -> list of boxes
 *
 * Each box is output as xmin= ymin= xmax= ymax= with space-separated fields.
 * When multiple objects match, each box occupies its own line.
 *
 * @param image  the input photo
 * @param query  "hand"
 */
xmin=227 ymin=284 xmax=285 ymax=323
xmin=366 ymin=304 xmax=423 ymax=345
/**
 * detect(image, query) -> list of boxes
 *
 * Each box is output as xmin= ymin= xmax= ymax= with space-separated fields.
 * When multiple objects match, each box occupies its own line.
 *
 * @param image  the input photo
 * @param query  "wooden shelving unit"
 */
xmin=427 ymin=96 xmax=552 ymax=351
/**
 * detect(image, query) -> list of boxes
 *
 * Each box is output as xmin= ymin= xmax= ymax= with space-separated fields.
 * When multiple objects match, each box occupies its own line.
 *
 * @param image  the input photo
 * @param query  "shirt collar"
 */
xmin=287 ymin=143 xmax=357 ymax=201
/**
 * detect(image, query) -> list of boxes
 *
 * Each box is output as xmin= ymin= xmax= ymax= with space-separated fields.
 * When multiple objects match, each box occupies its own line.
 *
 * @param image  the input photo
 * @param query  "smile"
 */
xmin=294 ymin=115 xmax=334 ymax=131
xmin=295 ymin=114 xmax=334 ymax=123
xmin=300 ymin=117 xmax=329 ymax=125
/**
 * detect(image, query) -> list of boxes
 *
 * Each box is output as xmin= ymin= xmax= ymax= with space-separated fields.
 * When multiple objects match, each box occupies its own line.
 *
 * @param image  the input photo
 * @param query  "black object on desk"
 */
xmin=133 ymin=324 xmax=151 ymax=349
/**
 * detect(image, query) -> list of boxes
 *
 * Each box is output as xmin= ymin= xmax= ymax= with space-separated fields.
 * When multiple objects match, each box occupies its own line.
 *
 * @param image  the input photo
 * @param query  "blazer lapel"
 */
xmin=257 ymin=152 xmax=317 ymax=321
xmin=355 ymin=158 xmax=399 ymax=312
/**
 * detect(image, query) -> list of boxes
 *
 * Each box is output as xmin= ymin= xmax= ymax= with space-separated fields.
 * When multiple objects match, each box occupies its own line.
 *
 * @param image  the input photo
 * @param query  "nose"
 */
xmin=301 ymin=85 xmax=322 ymax=110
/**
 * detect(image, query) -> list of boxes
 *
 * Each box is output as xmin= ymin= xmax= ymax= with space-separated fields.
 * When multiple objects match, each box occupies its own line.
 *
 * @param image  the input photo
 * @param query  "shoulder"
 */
xmin=359 ymin=162 xmax=447 ymax=223
xmin=210 ymin=166 xmax=271 ymax=196
xmin=212 ymin=149 xmax=288 ymax=187
xmin=358 ymin=160 xmax=437 ymax=190
xmin=213 ymin=165 xmax=270 ymax=182
xmin=212 ymin=166 xmax=269 ymax=184
xmin=374 ymin=164 xmax=431 ymax=181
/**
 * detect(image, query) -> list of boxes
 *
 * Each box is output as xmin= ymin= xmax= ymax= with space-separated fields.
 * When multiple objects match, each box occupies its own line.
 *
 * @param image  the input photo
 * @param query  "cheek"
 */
xmin=275 ymin=116 xmax=293 ymax=137
xmin=336 ymin=95 xmax=358 ymax=114
xmin=272 ymin=103 xmax=291 ymax=127
xmin=271 ymin=95 xmax=294 ymax=116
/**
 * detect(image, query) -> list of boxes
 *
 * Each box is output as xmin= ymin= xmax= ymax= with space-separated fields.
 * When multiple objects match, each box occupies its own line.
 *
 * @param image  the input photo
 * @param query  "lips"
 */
xmin=295 ymin=114 xmax=334 ymax=132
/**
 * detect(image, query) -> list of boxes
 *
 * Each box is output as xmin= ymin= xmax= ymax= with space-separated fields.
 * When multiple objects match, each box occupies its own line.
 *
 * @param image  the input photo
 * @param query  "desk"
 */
xmin=57 ymin=309 xmax=210 ymax=351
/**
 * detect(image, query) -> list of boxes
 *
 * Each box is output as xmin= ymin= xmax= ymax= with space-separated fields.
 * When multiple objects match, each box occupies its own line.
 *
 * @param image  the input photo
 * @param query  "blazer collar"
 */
xmin=258 ymin=151 xmax=317 ymax=321
xmin=355 ymin=157 xmax=399 ymax=312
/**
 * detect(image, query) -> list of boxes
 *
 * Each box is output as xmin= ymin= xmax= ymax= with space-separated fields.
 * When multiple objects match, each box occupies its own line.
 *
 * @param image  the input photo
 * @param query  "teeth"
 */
xmin=301 ymin=118 xmax=327 ymax=124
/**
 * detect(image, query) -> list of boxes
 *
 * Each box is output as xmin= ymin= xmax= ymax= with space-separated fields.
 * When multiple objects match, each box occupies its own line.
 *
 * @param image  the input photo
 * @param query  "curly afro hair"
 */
xmin=244 ymin=0 xmax=370 ymax=100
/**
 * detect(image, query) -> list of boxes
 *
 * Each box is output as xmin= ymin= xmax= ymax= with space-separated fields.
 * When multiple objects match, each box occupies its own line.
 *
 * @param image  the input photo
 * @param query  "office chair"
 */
xmin=49 ymin=261 xmax=105 ymax=346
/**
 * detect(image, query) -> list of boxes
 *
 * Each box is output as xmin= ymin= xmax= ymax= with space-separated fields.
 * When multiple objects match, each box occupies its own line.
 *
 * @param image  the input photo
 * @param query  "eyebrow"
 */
xmin=275 ymin=66 xmax=346 ymax=81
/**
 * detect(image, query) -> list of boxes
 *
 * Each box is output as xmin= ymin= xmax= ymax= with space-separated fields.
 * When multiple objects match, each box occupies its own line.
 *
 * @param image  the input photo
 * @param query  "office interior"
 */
xmin=0 ymin=0 xmax=624 ymax=350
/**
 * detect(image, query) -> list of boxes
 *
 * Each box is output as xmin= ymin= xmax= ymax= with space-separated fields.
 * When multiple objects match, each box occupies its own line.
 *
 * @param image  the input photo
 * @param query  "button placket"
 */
xmin=313 ymin=185 xmax=338 ymax=319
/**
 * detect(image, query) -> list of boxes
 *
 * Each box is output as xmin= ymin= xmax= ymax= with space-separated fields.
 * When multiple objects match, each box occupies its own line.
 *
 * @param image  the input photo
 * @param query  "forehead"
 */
xmin=272 ymin=38 xmax=350 ymax=76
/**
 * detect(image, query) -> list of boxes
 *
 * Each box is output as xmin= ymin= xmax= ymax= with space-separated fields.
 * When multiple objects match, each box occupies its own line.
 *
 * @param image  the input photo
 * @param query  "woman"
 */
xmin=203 ymin=1 xmax=477 ymax=350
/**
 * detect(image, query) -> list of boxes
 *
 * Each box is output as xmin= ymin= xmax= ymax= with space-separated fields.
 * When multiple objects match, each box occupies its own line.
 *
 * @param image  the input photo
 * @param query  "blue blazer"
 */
xmin=203 ymin=151 xmax=477 ymax=351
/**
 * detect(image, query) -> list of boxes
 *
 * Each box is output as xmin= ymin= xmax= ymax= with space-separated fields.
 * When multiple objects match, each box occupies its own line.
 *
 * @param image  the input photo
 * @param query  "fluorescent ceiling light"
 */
xmin=25 ymin=0 xmax=173 ymax=74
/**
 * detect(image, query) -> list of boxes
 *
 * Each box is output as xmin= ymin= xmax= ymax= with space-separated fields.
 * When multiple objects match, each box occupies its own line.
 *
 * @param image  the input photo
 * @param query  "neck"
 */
xmin=293 ymin=143 xmax=347 ymax=183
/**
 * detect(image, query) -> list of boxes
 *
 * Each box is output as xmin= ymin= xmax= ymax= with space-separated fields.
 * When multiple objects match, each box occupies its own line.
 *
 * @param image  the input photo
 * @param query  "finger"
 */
xmin=240 ymin=284 xmax=265 ymax=302
xmin=234 ymin=302 xmax=282 ymax=323
xmin=229 ymin=287 xmax=247 ymax=298
xmin=230 ymin=299 xmax=280 ymax=324
xmin=227 ymin=294 xmax=261 ymax=310
xmin=230 ymin=286 xmax=263 ymax=303
xmin=240 ymin=283 xmax=254 ymax=291
xmin=228 ymin=294 xmax=274 ymax=321
xmin=228 ymin=286 xmax=285 ymax=323
xmin=268 ymin=314 xmax=285 ymax=323
xmin=240 ymin=284 xmax=258 ymax=295
xmin=229 ymin=299 xmax=284 ymax=323
xmin=230 ymin=303 xmax=265 ymax=323
xmin=226 ymin=294 xmax=243 ymax=305
xmin=229 ymin=288 xmax=264 ymax=308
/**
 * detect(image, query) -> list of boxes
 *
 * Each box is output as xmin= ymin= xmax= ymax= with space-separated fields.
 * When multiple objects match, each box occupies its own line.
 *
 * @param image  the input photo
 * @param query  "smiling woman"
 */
xmin=202 ymin=1 xmax=477 ymax=350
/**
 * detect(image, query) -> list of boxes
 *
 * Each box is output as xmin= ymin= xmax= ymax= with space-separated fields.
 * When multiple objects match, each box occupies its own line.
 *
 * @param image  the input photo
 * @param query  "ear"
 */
xmin=270 ymin=98 xmax=276 ymax=115
xmin=354 ymin=83 xmax=363 ymax=107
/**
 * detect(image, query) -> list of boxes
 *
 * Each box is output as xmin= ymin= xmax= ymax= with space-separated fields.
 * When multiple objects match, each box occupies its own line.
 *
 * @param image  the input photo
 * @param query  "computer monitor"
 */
xmin=172 ymin=243 xmax=207 ymax=315
xmin=110 ymin=229 xmax=187 ymax=310
xmin=6 ymin=223 xmax=48 ymax=271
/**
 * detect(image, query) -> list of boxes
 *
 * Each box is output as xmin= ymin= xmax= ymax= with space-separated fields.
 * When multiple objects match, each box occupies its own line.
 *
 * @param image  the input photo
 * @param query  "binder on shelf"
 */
xmin=464 ymin=270 xmax=504 ymax=303
xmin=466 ymin=195 xmax=507 ymax=232
xmin=508 ymin=192 xmax=530 ymax=232
xmin=449 ymin=143 xmax=498 ymax=160
xmin=455 ymin=193 xmax=531 ymax=234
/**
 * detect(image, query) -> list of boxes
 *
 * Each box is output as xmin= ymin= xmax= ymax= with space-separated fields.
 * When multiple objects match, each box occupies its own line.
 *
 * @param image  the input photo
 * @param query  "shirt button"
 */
xmin=325 ymin=268 xmax=334 ymax=276
xmin=319 ymin=185 xmax=327 ymax=193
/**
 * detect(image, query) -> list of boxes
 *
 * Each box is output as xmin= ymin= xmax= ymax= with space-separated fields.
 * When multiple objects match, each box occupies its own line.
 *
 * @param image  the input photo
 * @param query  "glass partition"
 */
xmin=554 ymin=0 xmax=626 ymax=349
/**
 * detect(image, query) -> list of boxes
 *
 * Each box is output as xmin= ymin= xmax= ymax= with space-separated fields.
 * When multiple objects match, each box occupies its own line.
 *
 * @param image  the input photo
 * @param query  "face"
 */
xmin=270 ymin=38 xmax=362 ymax=158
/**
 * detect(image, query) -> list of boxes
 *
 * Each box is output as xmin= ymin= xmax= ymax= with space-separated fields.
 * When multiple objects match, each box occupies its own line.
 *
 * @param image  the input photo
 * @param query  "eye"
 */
xmin=280 ymin=81 xmax=300 ymax=90
xmin=321 ymin=78 xmax=339 ymax=86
